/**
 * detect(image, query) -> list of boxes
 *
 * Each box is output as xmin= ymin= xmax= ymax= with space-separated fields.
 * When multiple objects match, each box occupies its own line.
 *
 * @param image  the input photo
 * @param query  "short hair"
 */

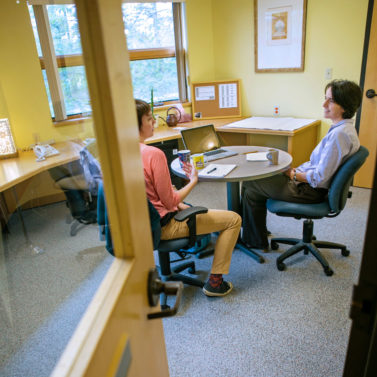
xmin=325 ymin=80 xmax=362 ymax=119
xmin=135 ymin=99 xmax=151 ymax=130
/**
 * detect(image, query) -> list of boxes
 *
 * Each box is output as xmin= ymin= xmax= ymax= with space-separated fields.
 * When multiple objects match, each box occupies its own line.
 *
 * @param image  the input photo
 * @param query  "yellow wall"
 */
xmin=185 ymin=0 xmax=216 ymax=85
xmin=0 ymin=0 xmax=369 ymax=148
xmin=210 ymin=0 xmax=368 ymax=137
xmin=0 ymin=0 xmax=94 ymax=149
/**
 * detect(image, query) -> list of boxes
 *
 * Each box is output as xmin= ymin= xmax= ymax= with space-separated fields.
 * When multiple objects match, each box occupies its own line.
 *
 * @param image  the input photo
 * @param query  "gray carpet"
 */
xmin=0 ymin=183 xmax=371 ymax=377
xmin=162 ymin=183 xmax=370 ymax=377
xmin=0 ymin=203 xmax=112 ymax=377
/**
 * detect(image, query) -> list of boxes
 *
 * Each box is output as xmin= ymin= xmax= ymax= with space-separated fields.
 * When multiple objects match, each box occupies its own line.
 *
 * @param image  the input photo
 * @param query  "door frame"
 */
xmin=51 ymin=0 xmax=169 ymax=376
xmin=343 ymin=3 xmax=377 ymax=374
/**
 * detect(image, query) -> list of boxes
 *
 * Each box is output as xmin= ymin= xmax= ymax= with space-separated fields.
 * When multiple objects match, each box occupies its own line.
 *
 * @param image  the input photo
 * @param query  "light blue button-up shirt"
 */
xmin=296 ymin=119 xmax=360 ymax=189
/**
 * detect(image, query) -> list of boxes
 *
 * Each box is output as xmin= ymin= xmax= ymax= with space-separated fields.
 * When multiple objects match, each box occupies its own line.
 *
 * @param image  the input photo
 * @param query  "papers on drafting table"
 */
xmin=220 ymin=117 xmax=316 ymax=131
xmin=198 ymin=164 xmax=237 ymax=178
xmin=246 ymin=152 xmax=268 ymax=161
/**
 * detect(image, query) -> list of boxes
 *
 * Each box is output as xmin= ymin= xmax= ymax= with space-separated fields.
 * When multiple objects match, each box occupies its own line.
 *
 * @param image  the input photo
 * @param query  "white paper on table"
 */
xmin=246 ymin=152 xmax=268 ymax=161
xmin=198 ymin=164 xmax=237 ymax=178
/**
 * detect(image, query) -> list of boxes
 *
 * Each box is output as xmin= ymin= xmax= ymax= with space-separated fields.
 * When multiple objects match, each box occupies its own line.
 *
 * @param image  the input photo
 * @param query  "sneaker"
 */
xmin=202 ymin=280 xmax=233 ymax=297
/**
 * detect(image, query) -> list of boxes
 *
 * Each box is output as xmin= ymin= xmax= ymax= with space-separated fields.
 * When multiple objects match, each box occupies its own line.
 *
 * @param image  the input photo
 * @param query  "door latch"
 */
xmin=147 ymin=268 xmax=183 ymax=320
xmin=349 ymin=283 xmax=377 ymax=332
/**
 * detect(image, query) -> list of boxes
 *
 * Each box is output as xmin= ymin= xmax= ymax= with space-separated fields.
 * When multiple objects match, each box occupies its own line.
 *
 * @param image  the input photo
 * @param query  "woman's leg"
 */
xmin=161 ymin=209 xmax=241 ymax=275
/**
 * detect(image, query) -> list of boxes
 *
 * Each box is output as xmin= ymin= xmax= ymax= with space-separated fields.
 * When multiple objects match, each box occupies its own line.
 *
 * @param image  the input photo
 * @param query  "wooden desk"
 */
xmin=146 ymin=117 xmax=320 ymax=167
xmin=0 ymin=140 xmax=82 ymax=216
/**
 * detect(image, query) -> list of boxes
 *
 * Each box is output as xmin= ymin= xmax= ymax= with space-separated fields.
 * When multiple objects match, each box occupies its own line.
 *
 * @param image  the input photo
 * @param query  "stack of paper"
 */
xmin=198 ymin=164 xmax=237 ymax=178
xmin=246 ymin=152 xmax=268 ymax=161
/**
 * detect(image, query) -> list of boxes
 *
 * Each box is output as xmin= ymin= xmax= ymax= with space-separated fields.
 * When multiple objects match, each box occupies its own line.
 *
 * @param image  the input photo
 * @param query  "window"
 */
xmin=28 ymin=1 xmax=187 ymax=122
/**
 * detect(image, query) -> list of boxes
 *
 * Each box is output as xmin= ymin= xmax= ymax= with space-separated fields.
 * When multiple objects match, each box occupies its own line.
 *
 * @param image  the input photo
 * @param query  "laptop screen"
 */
xmin=180 ymin=125 xmax=221 ymax=154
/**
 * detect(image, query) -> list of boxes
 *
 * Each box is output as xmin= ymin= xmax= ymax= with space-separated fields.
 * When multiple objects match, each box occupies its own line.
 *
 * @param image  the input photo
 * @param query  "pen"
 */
xmin=242 ymin=151 xmax=258 ymax=155
xmin=207 ymin=167 xmax=217 ymax=174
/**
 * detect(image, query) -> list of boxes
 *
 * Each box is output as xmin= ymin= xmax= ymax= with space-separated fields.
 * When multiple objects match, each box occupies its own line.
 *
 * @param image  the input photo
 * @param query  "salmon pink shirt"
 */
xmin=140 ymin=143 xmax=181 ymax=218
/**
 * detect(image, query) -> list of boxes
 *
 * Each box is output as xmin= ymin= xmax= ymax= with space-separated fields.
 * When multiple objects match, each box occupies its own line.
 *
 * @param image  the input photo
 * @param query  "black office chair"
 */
xmin=49 ymin=161 xmax=97 ymax=236
xmin=97 ymin=182 xmax=212 ymax=307
xmin=267 ymin=146 xmax=369 ymax=276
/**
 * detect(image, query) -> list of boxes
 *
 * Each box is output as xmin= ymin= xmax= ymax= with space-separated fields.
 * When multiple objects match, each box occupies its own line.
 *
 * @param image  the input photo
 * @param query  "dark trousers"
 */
xmin=241 ymin=174 xmax=328 ymax=248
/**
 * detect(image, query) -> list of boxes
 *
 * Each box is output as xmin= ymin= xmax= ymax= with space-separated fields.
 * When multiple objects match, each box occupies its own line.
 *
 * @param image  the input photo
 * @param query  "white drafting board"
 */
xmin=220 ymin=116 xmax=316 ymax=131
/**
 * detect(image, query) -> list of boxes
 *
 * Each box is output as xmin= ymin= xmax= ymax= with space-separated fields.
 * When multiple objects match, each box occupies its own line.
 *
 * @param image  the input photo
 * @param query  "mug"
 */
xmin=192 ymin=153 xmax=205 ymax=169
xmin=177 ymin=150 xmax=191 ymax=168
xmin=266 ymin=149 xmax=279 ymax=165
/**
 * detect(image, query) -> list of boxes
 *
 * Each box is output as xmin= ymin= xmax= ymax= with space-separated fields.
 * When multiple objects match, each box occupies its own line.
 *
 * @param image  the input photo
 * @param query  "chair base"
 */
xmin=271 ymin=219 xmax=350 ymax=276
xmin=158 ymin=255 xmax=205 ymax=308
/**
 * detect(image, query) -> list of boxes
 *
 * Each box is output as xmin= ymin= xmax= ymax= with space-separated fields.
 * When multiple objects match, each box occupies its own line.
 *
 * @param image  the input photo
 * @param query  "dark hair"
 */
xmin=325 ymin=80 xmax=362 ymax=119
xmin=135 ymin=99 xmax=151 ymax=130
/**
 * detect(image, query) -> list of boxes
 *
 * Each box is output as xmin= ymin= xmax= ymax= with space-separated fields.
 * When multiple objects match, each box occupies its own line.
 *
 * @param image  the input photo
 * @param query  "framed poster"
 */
xmin=254 ymin=0 xmax=307 ymax=72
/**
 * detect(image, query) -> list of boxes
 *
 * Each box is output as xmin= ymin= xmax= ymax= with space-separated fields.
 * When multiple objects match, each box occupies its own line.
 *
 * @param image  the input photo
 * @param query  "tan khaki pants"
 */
xmin=161 ymin=209 xmax=241 ymax=274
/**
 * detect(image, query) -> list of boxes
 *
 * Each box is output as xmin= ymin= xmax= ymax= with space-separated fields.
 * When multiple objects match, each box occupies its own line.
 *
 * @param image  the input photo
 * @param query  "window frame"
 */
xmin=30 ymin=1 xmax=188 ymax=122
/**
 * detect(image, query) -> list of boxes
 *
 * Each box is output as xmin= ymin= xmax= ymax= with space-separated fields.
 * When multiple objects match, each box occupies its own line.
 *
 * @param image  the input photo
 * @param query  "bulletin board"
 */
xmin=191 ymin=79 xmax=241 ymax=120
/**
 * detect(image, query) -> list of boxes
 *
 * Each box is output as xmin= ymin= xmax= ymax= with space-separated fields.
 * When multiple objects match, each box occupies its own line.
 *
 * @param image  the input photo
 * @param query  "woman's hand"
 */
xmin=178 ymin=202 xmax=190 ymax=211
xmin=176 ymin=162 xmax=198 ymax=202
xmin=182 ymin=162 xmax=198 ymax=183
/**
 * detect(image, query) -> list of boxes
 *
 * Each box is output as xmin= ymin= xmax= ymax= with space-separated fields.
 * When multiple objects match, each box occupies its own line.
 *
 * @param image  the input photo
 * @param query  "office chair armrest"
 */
xmin=174 ymin=206 xmax=208 ymax=248
xmin=174 ymin=206 xmax=208 ymax=222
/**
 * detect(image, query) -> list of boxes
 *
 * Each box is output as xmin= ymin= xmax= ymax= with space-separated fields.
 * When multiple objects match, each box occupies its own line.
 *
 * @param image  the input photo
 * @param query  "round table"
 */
xmin=171 ymin=146 xmax=292 ymax=263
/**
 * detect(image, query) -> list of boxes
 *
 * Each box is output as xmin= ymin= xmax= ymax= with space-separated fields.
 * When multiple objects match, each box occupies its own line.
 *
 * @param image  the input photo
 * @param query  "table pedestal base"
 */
xmin=236 ymin=239 xmax=264 ymax=263
xmin=227 ymin=182 xmax=265 ymax=264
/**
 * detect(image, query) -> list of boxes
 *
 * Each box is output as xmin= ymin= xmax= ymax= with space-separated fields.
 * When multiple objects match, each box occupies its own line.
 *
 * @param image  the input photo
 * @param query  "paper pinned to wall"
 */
xmin=219 ymin=83 xmax=238 ymax=108
xmin=195 ymin=86 xmax=215 ymax=101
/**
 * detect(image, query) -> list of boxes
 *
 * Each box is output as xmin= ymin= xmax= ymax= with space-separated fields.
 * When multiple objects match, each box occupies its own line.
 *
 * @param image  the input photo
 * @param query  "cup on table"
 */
xmin=192 ymin=153 xmax=205 ymax=170
xmin=266 ymin=149 xmax=279 ymax=165
xmin=177 ymin=150 xmax=191 ymax=168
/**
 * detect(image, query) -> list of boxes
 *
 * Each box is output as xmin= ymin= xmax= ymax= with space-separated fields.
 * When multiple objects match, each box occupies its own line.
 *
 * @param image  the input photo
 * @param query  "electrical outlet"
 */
xmin=325 ymin=68 xmax=333 ymax=80
xmin=273 ymin=106 xmax=280 ymax=116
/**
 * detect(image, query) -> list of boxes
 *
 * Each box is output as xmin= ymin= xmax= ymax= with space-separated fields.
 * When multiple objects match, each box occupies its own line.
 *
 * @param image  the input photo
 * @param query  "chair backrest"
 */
xmin=97 ymin=185 xmax=161 ymax=255
xmin=80 ymin=140 xmax=102 ymax=196
xmin=147 ymin=200 xmax=161 ymax=249
xmin=327 ymin=146 xmax=369 ymax=213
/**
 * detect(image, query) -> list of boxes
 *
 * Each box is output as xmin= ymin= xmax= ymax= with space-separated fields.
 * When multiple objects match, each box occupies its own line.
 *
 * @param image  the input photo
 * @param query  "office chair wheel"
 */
xmin=188 ymin=266 xmax=196 ymax=274
xmin=341 ymin=248 xmax=350 ymax=257
xmin=271 ymin=241 xmax=279 ymax=250
xmin=312 ymin=235 xmax=317 ymax=240
xmin=324 ymin=267 xmax=334 ymax=276
xmin=277 ymin=261 xmax=286 ymax=271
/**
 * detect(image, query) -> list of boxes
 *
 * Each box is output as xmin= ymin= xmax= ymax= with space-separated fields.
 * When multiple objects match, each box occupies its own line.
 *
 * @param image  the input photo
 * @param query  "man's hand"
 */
xmin=284 ymin=168 xmax=295 ymax=180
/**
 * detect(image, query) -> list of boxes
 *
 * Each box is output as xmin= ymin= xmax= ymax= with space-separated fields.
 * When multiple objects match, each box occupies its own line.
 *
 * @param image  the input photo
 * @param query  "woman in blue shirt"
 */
xmin=241 ymin=79 xmax=362 ymax=251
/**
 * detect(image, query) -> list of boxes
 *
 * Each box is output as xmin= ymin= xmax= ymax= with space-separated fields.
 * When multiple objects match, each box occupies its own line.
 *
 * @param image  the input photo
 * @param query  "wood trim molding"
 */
xmin=39 ymin=48 xmax=176 ymax=70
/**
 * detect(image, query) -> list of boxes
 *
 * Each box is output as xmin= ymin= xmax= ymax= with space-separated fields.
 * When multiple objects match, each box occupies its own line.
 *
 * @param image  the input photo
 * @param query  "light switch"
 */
xmin=325 ymin=68 xmax=333 ymax=80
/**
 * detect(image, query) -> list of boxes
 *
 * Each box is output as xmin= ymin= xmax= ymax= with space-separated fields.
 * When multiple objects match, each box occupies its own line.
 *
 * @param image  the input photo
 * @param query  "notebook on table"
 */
xmin=180 ymin=124 xmax=238 ymax=162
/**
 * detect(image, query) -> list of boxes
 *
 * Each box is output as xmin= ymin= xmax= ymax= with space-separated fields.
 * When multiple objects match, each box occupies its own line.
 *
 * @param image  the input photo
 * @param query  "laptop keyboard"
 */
xmin=204 ymin=148 xmax=226 ymax=156
xmin=205 ymin=149 xmax=238 ymax=162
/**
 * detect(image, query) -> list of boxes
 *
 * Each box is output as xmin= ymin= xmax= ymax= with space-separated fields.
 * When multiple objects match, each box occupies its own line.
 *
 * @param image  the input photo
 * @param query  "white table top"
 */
xmin=171 ymin=146 xmax=292 ymax=183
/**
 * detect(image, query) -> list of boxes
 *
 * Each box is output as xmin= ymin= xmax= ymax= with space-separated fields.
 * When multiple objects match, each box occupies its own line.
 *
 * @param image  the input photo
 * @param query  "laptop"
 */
xmin=180 ymin=124 xmax=238 ymax=161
